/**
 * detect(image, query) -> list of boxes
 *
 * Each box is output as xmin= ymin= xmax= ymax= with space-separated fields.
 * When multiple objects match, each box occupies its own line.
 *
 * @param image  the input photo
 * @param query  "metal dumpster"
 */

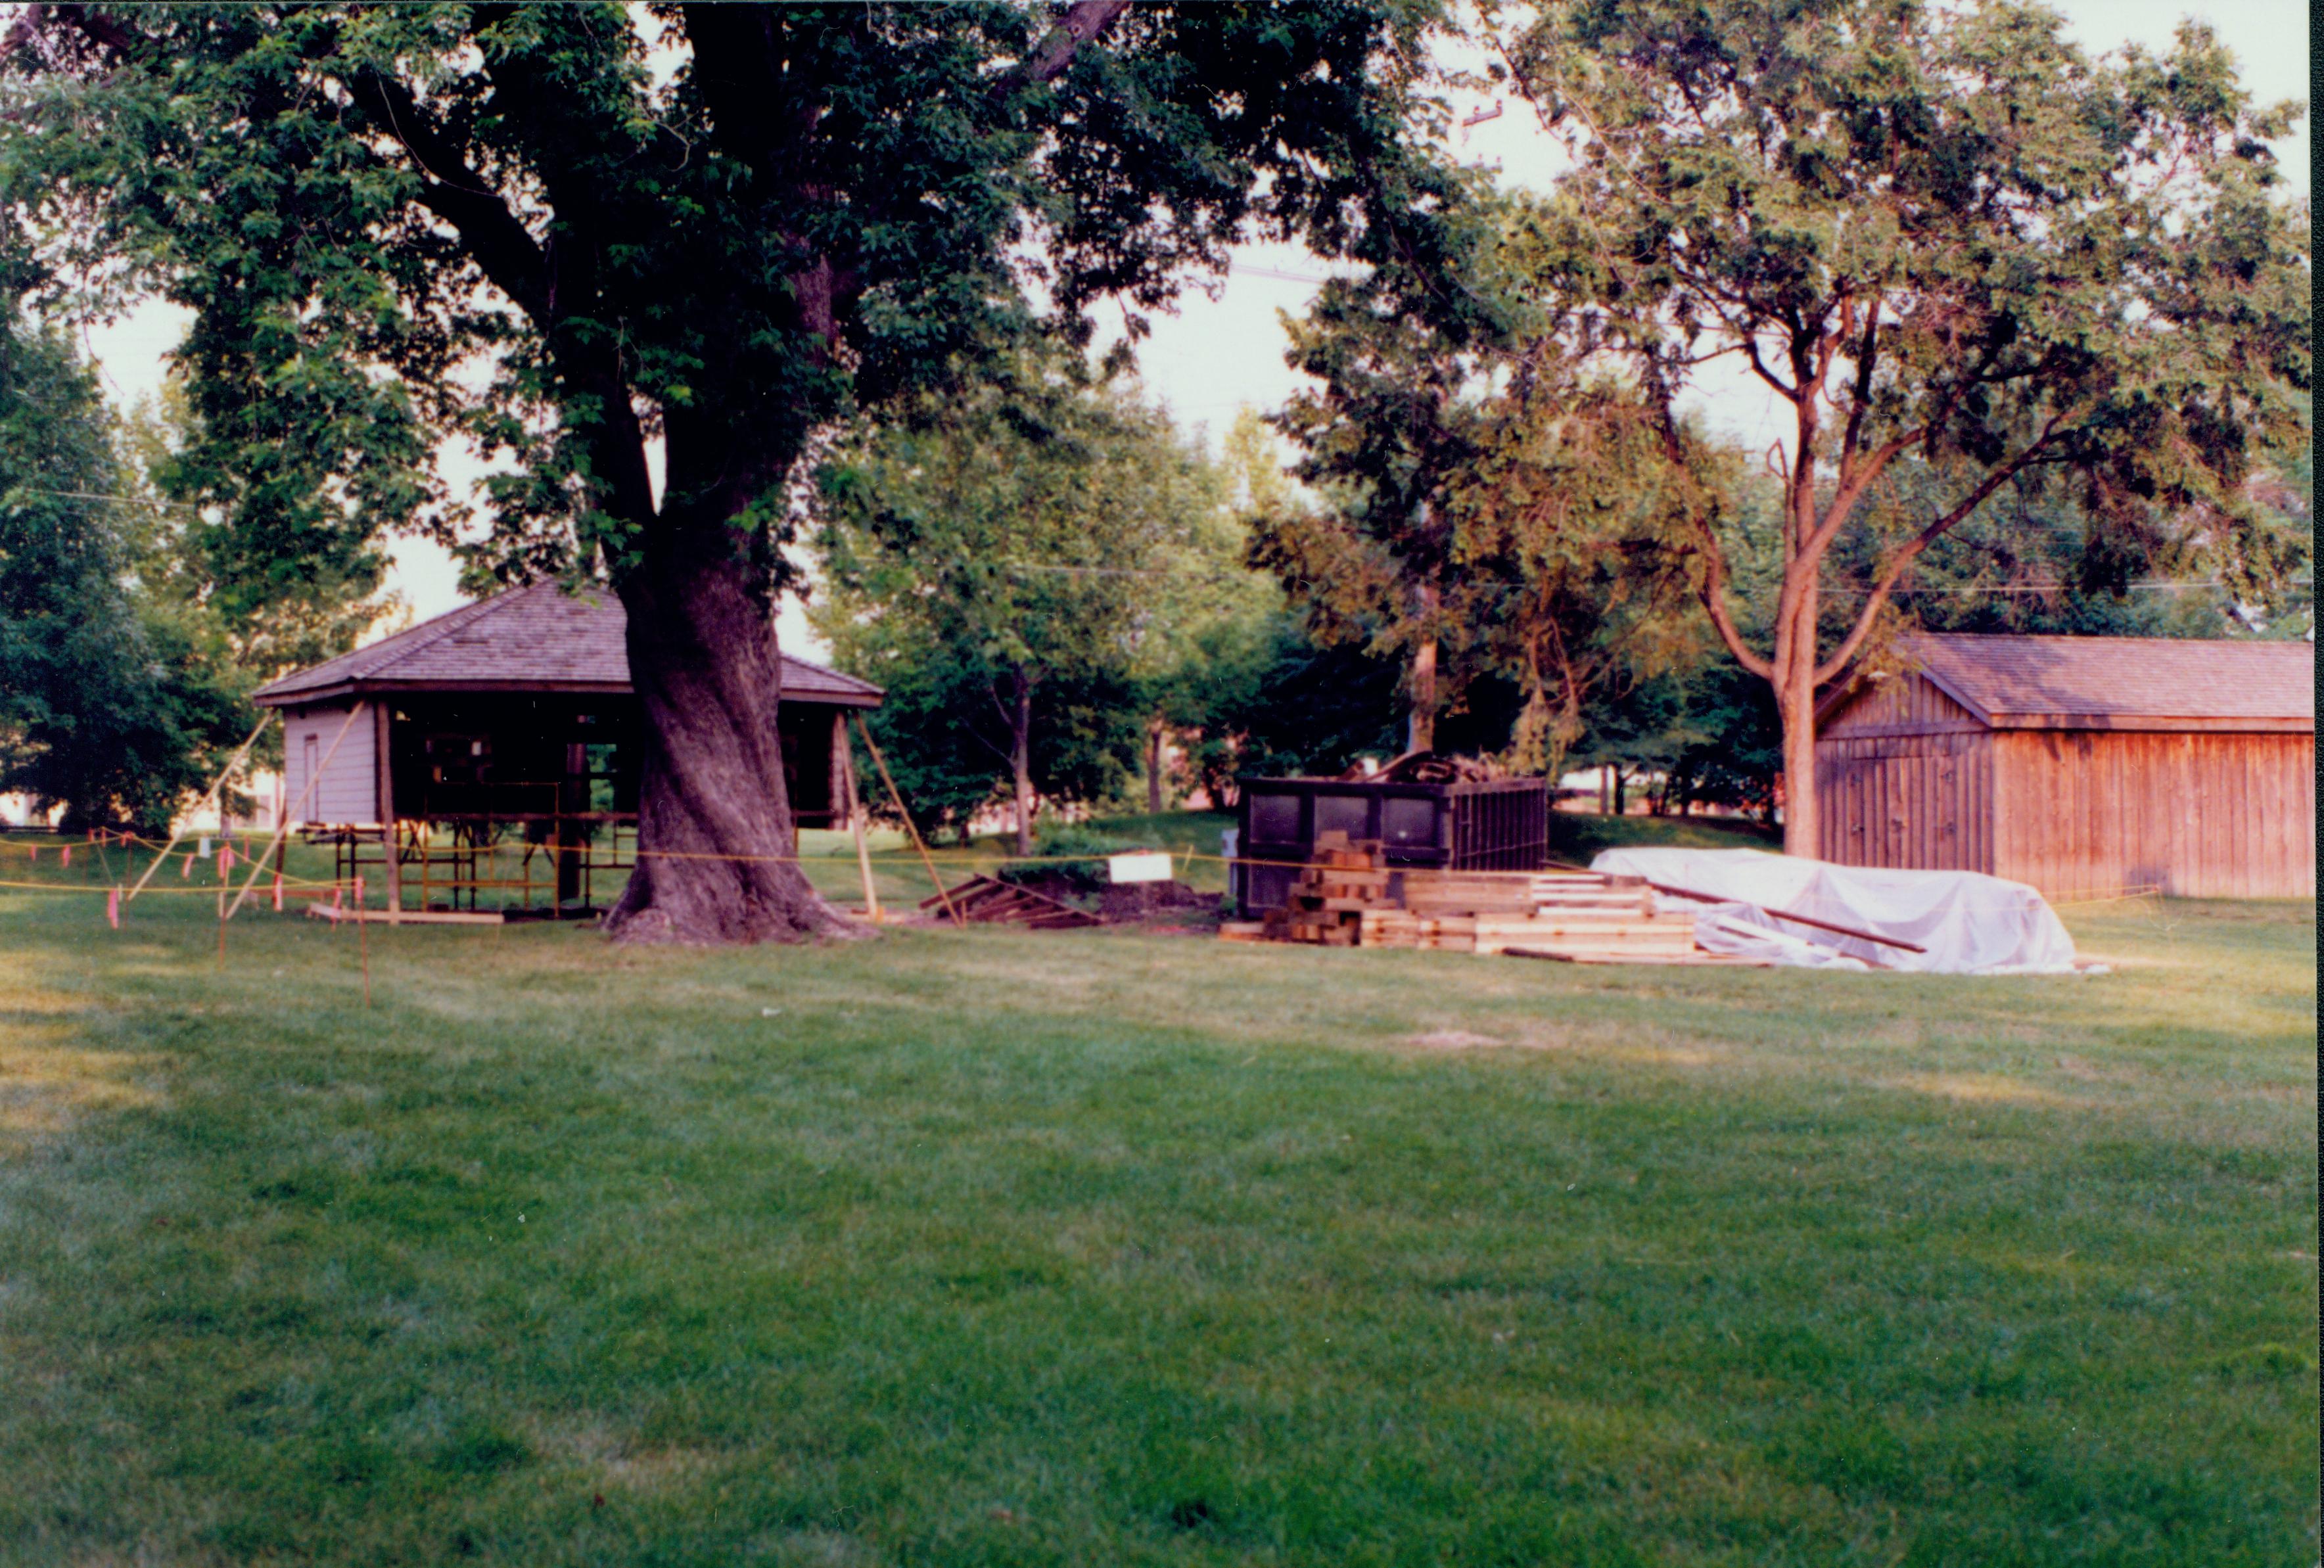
xmin=1234 ymin=774 xmax=1548 ymax=916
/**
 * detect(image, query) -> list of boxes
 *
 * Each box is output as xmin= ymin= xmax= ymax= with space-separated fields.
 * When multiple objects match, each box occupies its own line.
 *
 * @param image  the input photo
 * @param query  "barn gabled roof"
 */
xmin=1820 ymin=633 xmax=2314 ymax=733
xmin=252 ymin=582 xmax=883 ymax=708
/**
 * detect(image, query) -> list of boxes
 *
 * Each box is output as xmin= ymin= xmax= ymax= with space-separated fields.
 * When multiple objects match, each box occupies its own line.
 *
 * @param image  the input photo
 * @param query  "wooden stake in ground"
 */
xmin=127 ymin=712 xmax=274 ymax=903
xmin=854 ymin=716 xmax=960 ymax=927
xmin=841 ymin=743 xmax=881 ymax=922
xmin=220 ymin=704 xmax=363 ymax=924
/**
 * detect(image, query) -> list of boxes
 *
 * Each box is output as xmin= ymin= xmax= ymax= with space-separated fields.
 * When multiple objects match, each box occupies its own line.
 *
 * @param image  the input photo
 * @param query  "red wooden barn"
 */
xmin=1814 ymin=634 xmax=2314 ymax=898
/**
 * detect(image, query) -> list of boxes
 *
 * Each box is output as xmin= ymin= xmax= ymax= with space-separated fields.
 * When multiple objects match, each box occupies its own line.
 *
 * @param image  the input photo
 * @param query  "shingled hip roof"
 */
xmin=1827 ymin=633 xmax=2313 ymax=732
xmin=252 ymin=582 xmax=882 ymax=708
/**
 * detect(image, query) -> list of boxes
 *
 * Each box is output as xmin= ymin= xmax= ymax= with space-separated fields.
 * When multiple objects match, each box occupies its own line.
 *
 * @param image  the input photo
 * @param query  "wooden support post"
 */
xmin=375 ymin=700 xmax=400 ymax=923
xmin=841 ymin=727 xmax=881 ymax=921
xmin=855 ymin=715 xmax=960 ymax=926
xmin=221 ymin=704 xmax=363 ymax=923
xmin=128 ymin=712 xmax=273 ymax=902
xmin=557 ymin=741 xmax=586 ymax=911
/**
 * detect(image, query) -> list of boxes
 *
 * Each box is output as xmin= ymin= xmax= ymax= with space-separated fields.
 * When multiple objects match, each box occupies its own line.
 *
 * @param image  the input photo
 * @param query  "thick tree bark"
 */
xmin=1146 ymin=718 xmax=1167 ymax=816
xmin=604 ymin=538 xmax=856 ymax=944
xmin=1406 ymin=580 xmax=1441 ymax=753
xmin=1777 ymin=675 xmax=1819 ymax=858
xmin=1772 ymin=562 xmax=1821 ymax=857
xmin=1010 ymin=674 xmax=1036 ymax=858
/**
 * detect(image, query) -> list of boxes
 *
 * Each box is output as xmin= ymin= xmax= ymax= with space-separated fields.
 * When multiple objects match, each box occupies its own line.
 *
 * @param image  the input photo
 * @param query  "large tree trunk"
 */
xmin=1407 ymin=637 xmax=1437 ymax=752
xmin=1778 ymin=673 xmax=1819 ymax=858
xmin=1010 ymin=674 xmax=1036 ymax=857
xmin=1146 ymin=717 xmax=1167 ymax=816
xmin=1773 ymin=570 xmax=1821 ymax=858
xmin=604 ymin=541 xmax=856 ymax=944
xmin=1406 ymin=578 xmax=1439 ymax=753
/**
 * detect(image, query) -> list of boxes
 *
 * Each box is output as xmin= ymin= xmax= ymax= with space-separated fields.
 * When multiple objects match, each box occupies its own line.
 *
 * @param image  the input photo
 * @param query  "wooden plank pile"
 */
xmin=1233 ymin=832 xmax=1717 ymax=963
xmin=921 ymin=873 xmax=1102 ymax=930
xmin=1253 ymin=833 xmax=1395 ymax=946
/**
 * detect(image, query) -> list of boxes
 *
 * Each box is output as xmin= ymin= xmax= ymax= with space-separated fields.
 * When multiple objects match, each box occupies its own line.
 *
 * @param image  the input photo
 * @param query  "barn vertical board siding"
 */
xmin=2126 ymin=734 xmax=2151 ymax=892
xmin=1818 ymin=674 xmax=2011 ymax=876
xmin=2225 ymin=733 xmax=2247 ymax=894
xmin=2228 ymin=735 xmax=2251 ymax=895
xmin=2006 ymin=733 xmax=2035 ymax=891
xmin=2260 ymin=737 xmax=2290 ymax=896
xmin=2221 ymin=735 xmax=2247 ymax=898
xmin=2209 ymin=735 xmax=2234 ymax=898
xmin=2296 ymin=737 xmax=2317 ymax=896
xmin=2095 ymin=733 xmax=2319 ymax=899
xmin=2091 ymin=731 xmax=2118 ymax=896
xmin=2019 ymin=733 xmax=2045 ymax=890
xmin=1972 ymin=733 xmax=1993 ymax=873
xmin=2063 ymin=734 xmax=2082 ymax=896
xmin=2175 ymin=734 xmax=2193 ymax=896
xmin=2262 ymin=735 xmax=2290 ymax=895
xmin=1989 ymin=733 xmax=2014 ymax=885
xmin=1816 ymin=664 xmax=2311 ymax=896
xmin=2261 ymin=737 xmax=2289 ymax=895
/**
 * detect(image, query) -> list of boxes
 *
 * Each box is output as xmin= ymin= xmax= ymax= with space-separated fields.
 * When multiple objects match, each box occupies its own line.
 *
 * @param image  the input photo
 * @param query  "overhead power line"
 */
xmin=1226 ymin=262 xmax=1336 ymax=287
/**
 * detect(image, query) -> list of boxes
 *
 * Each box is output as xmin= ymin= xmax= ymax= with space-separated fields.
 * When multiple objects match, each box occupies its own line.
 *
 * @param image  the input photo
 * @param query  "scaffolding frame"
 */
xmin=316 ymin=801 xmax=639 ymax=919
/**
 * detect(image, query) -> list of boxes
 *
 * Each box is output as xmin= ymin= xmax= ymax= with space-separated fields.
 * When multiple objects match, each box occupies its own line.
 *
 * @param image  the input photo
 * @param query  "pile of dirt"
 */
xmin=1000 ymin=869 xmax=1089 ymax=905
xmin=1096 ymin=879 xmax=1217 ymax=922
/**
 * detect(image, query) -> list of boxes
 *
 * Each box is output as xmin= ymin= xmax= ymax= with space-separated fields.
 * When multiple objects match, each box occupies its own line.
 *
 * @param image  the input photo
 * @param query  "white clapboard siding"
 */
xmin=281 ymin=704 xmax=377 ymax=826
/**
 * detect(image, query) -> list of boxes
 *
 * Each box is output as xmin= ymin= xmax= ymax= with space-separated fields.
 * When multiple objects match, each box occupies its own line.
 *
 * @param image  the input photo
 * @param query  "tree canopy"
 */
xmin=813 ymin=357 xmax=1231 ymax=850
xmin=1496 ymin=0 xmax=2312 ymax=852
xmin=0 ymin=320 xmax=247 ymax=829
xmin=2 ymin=0 xmax=1479 ymax=939
xmin=1254 ymin=209 xmax=1712 ymax=781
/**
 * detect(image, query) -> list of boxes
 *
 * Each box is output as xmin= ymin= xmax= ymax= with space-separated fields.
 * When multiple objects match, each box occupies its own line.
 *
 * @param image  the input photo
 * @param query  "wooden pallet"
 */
xmin=921 ymin=874 xmax=1102 ymax=929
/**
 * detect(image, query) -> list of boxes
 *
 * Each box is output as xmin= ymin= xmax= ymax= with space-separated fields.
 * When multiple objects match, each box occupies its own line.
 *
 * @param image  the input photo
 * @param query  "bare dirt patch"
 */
xmin=1406 ymin=1029 xmax=1511 ymax=1051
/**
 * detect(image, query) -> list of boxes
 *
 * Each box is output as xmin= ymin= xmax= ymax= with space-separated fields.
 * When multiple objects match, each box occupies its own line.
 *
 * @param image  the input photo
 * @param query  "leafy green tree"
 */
xmin=120 ymin=387 xmax=394 ymax=683
xmin=3 ymin=1 xmax=1476 ymax=942
xmin=1255 ymin=236 xmax=1708 ymax=779
xmin=1499 ymin=0 xmax=2311 ymax=854
xmin=1831 ymin=457 xmax=2313 ymax=640
xmin=1175 ymin=607 xmax=1407 ymax=798
xmin=814 ymin=360 xmax=1224 ymax=853
xmin=1143 ymin=409 xmax=1332 ymax=807
xmin=0 ymin=321 xmax=246 ymax=829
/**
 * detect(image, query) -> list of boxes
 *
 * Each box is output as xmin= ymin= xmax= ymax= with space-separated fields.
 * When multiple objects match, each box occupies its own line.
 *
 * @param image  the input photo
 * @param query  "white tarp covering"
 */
xmin=1587 ymin=846 xmax=2080 ymax=975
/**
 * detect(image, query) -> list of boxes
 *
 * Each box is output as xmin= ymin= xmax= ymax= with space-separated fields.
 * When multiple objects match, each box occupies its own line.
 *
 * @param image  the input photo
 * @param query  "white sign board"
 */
xmin=1107 ymin=851 xmax=1174 ymax=885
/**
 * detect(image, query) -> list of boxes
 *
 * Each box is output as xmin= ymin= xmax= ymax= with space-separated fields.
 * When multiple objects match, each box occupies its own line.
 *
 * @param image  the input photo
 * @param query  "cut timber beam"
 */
xmin=306 ymin=903 xmax=505 ymax=925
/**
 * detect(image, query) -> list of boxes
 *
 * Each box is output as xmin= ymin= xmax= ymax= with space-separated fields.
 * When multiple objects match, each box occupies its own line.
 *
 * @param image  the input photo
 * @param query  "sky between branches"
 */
xmin=74 ymin=0 xmax=2309 ymax=656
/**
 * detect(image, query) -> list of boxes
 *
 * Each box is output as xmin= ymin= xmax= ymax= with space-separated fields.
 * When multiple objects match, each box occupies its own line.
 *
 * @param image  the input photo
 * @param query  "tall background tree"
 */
xmin=2 ymin=0 xmax=1476 ymax=940
xmin=1254 ymin=224 xmax=1710 ymax=781
xmin=1498 ymin=0 xmax=2311 ymax=854
xmin=812 ymin=359 xmax=1228 ymax=852
xmin=0 ymin=319 xmax=247 ymax=829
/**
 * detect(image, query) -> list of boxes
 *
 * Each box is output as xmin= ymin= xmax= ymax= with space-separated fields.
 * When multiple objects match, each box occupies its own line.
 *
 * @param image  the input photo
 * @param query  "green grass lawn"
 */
xmin=0 ymin=823 xmax=2314 ymax=1565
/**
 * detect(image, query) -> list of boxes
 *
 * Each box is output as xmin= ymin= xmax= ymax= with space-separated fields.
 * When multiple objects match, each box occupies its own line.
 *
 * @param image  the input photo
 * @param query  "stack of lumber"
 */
xmin=921 ymin=873 xmax=1101 ymax=929
xmin=1257 ymin=833 xmax=1395 ymax=946
xmin=1354 ymin=908 xmax=1473 ymax=950
xmin=1405 ymin=869 xmax=1697 ymax=959
xmin=1230 ymin=835 xmax=1717 ymax=963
